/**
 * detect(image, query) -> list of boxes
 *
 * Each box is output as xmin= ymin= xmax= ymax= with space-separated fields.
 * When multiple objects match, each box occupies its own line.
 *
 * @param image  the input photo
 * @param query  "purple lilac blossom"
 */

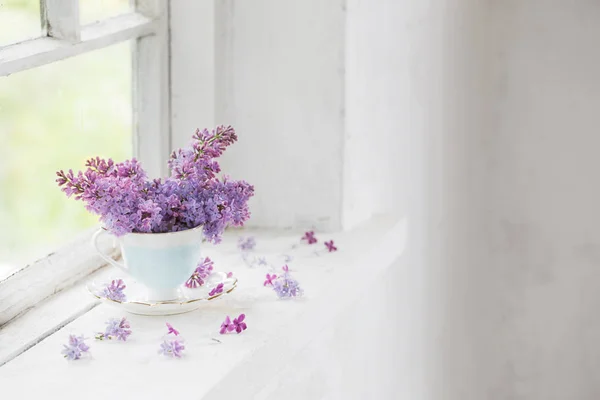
xmin=232 ymin=314 xmax=247 ymax=333
xmin=159 ymin=339 xmax=185 ymax=358
xmin=56 ymin=126 xmax=254 ymax=242
xmin=301 ymin=231 xmax=317 ymax=244
xmin=272 ymin=267 xmax=303 ymax=299
xmin=101 ymin=279 xmax=127 ymax=302
xmin=264 ymin=274 xmax=277 ymax=286
xmin=96 ymin=317 xmax=132 ymax=341
xmin=226 ymin=271 xmax=233 ymax=278
xmin=185 ymin=257 xmax=214 ymax=288
xmin=208 ymin=283 xmax=224 ymax=296
xmin=61 ymin=335 xmax=90 ymax=360
xmin=220 ymin=316 xmax=234 ymax=334
xmin=325 ymin=240 xmax=337 ymax=252
xmin=237 ymin=236 xmax=256 ymax=251
xmin=166 ymin=323 xmax=180 ymax=336
xmin=257 ymin=256 xmax=268 ymax=266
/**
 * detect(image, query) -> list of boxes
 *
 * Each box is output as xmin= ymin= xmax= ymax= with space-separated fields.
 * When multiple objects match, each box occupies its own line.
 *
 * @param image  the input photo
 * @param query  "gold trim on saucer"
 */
xmin=88 ymin=278 xmax=238 ymax=307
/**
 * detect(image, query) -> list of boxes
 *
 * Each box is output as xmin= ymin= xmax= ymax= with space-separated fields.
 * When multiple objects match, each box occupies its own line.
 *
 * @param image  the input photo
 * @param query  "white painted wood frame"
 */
xmin=133 ymin=0 xmax=171 ymax=179
xmin=0 ymin=0 xmax=171 ymax=325
xmin=41 ymin=0 xmax=81 ymax=42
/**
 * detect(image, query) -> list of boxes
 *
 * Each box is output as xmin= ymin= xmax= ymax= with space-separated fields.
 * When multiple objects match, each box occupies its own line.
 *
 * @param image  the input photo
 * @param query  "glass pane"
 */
xmin=0 ymin=0 xmax=42 ymax=46
xmin=80 ymin=0 xmax=131 ymax=25
xmin=0 ymin=41 xmax=132 ymax=278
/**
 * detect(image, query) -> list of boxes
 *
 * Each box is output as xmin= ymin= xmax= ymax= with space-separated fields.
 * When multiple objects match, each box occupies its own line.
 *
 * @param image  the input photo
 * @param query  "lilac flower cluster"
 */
xmin=185 ymin=257 xmax=214 ymax=288
xmin=160 ymin=340 xmax=185 ymax=358
xmin=160 ymin=323 xmax=185 ymax=358
xmin=62 ymin=335 xmax=90 ymax=360
xmin=220 ymin=314 xmax=247 ymax=334
xmin=95 ymin=317 xmax=131 ymax=342
xmin=56 ymin=126 xmax=254 ymax=243
xmin=95 ymin=317 xmax=132 ymax=341
xmin=101 ymin=279 xmax=127 ymax=302
xmin=268 ymin=265 xmax=303 ymax=299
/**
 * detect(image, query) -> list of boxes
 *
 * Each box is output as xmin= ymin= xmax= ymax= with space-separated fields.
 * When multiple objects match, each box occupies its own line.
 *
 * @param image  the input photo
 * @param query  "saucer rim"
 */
xmin=86 ymin=277 xmax=238 ymax=307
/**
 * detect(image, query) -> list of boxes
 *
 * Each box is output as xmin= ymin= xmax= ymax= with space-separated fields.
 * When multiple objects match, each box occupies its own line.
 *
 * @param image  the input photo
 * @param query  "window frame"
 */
xmin=0 ymin=0 xmax=171 ymax=325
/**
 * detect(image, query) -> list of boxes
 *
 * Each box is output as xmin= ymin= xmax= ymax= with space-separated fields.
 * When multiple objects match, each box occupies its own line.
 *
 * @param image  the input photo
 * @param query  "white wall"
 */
xmin=171 ymin=1 xmax=600 ymax=398
xmin=212 ymin=0 xmax=346 ymax=231
xmin=418 ymin=1 xmax=600 ymax=399
xmin=480 ymin=2 xmax=600 ymax=399
xmin=344 ymin=1 xmax=600 ymax=399
xmin=172 ymin=0 xmax=408 ymax=231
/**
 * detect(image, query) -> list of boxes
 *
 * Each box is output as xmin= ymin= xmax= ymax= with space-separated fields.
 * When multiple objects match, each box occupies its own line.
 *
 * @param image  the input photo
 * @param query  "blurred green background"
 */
xmin=0 ymin=0 xmax=132 ymax=277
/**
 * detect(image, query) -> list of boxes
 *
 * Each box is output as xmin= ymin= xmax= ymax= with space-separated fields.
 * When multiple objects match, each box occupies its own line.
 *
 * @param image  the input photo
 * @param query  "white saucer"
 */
xmin=86 ymin=272 xmax=238 ymax=316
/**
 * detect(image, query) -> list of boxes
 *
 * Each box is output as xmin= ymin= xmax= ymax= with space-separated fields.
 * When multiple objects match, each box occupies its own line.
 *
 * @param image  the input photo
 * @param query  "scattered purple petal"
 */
xmin=264 ymin=273 xmax=277 ymax=287
xmin=61 ymin=346 xmax=81 ymax=361
xmin=325 ymin=240 xmax=337 ymax=252
xmin=301 ymin=231 xmax=317 ymax=244
xmin=61 ymin=335 xmax=90 ymax=360
xmin=185 ymin=257 xmax=214 ymax=288
xmin=159 ymin=339 xmax=185 ymax=358
xmin=209 ymin=283 xmax=224 ymax=296
xmin=257 ymin=256 xmax=268 ymax=266
xmin=238 ymin=236 xmax=256 ymax=251
xmin=96 ymin=317 xmax=132 ymax=341
xmin=272 ymin=269 xmax=303 ymax=299
xmin=101 ymin=279 xmax=127 ymax=302
xmin=282 ymin=265 xmax=289 ymax=273
xmin=226 ymin=271 xmax=233 ymax=278
xmin=233 ymin=314 xmax=247 ymax=333
xmin=220 ymin=316 xmax=234 ymax=334
xmin=166 ymin=322 xmax=180 ymax=336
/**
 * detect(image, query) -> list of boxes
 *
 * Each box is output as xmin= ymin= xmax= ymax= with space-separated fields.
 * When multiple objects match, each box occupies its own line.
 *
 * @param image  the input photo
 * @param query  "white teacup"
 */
xmin=93 ymin=226 xmax=203 ymax=301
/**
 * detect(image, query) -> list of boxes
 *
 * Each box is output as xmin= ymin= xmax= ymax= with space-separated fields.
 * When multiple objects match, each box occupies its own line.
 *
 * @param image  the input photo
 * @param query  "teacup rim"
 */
xmin=101 ymin=225 xmax=203 ymax=238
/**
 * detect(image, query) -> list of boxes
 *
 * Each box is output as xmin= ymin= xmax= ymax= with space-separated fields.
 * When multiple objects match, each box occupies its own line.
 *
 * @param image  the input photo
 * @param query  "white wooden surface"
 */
xmin=0 ymin=217 xmax=405 ymax=399
xmin=0 ymin=228 xmax=118 ymax=326
xmin=0 ymin=270 xmax=103 ymax=366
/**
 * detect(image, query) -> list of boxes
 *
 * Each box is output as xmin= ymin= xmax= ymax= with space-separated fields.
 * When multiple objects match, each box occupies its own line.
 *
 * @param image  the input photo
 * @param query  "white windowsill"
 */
xmin=0 ymin=227 xmax=120 ymax=326
xmin=0 ymin=216 xmax=406 ymax=399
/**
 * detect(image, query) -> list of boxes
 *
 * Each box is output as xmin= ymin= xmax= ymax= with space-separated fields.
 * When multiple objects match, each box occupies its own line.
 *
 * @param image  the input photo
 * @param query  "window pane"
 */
xmin=0 ymin=0 xmax=41 ymax=46
xmin=0 ymin=41 xmax=132 ymax=278
xmin=79 ymin=0 xmax=131 ymax=25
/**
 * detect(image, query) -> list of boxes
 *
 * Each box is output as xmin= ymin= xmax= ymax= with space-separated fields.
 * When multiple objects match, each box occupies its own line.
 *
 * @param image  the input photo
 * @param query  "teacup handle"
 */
xmin=92 ymin=229 xmax=126 ymax=271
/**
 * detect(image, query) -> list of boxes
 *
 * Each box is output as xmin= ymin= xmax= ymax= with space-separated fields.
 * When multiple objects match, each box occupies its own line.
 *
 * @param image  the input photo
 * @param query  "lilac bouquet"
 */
xmin=56 ymin=126 xmax=254 ymax=243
